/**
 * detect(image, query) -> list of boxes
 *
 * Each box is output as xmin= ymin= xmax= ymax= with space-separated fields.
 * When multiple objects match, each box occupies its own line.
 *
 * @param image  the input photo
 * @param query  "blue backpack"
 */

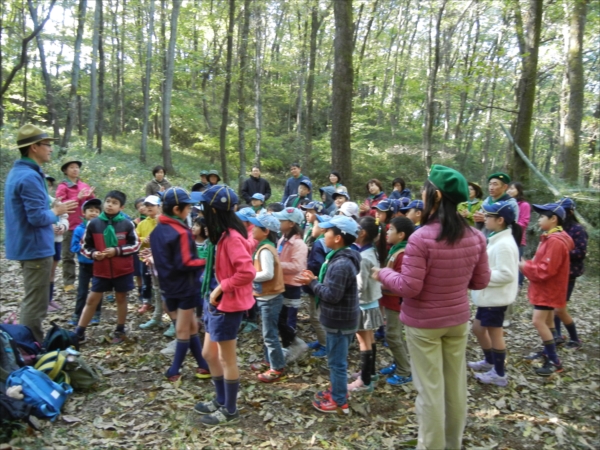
xmin=0 ymin=324 xmax=41 ymax=365
xmin=6 ymin=366 xmax=73 ymax=421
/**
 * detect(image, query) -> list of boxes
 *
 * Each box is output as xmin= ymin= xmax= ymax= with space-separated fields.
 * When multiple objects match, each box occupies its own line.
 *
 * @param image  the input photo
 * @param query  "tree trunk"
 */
xmin=219 ymin=0 xmax=235 ymax=184
xmin=237 ymin=0 xmax=251 ymax=191
xmin=20 ymin=50 xmax=28 ymax=126
xmin=119 ymin=0 xmax=126 ymax=134
xmin=253 ymin=1 xmax=263 ymax=168
xmin=331 ymin=0 xmax=354 ymax=190
xmin=110 ymin=0 xmax=119 ymax=141
xmin=295 ymin=12 xmax=308 ymax=137
xmin=305 ymin=5 xmax=323 ymax=173
xmin=77 ymin=94 xmax=83 ymax=136
xmin=161 ymin=0 xmax=181 ymax=174
xmin=96 ymin=0 xmax=105 ymax=153
xmin=86 ymin=1 xmax=101 ymax=149
xmin=562 ymin=0 xmax=587 ymax=183
xmin=510 ymin=0 xmax=543 ymax=184
xmin=140 ymin=0 xmax=155 ymax=163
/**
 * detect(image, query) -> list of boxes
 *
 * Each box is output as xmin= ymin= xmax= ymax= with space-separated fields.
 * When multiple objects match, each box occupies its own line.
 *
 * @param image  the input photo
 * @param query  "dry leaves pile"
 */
xmin=1 ymin=253 xmax=598 ymax=450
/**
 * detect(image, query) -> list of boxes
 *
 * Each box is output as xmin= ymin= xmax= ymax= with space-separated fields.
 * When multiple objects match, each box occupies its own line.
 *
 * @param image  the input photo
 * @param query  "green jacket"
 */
xmin=457 ymin=199 xmax=483 ymax=226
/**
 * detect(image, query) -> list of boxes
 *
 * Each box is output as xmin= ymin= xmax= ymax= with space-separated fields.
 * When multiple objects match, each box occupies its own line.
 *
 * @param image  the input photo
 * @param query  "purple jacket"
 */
xmin=379 ymin=221 xmax=490 ymax=329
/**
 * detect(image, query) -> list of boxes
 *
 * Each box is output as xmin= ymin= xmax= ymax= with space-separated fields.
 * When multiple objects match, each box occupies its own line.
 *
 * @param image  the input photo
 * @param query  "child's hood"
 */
xmin=330 ymin=247 xmax=361 ymax=272
xmin=544 ymin=230 xmax=575 ymax=252
xmin=319 ymin=186 xmax=336 ymax=207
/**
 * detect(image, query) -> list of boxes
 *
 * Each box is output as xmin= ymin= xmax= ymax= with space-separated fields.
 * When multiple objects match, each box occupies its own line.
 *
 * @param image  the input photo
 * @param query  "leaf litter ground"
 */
xmin=1 ymin=253 xmax=599 ymax=450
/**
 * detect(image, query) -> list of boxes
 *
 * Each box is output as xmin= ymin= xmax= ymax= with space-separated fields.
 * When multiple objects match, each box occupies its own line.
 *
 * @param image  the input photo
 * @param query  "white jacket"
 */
xmin=471 ymin=229 xmax=519 ymax=307
xmin=356 ymin=246 xmax=382 ymax=308
xmin=50 ymin=196 xmax=69 ymax=243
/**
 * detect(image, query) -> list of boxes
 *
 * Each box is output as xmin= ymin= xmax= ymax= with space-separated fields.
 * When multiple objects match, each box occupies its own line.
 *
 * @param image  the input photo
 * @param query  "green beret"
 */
xmin=487 ymin=172 xmax=511 ymax=184
xmin=428 ymin=164 xmax=470 ymax=204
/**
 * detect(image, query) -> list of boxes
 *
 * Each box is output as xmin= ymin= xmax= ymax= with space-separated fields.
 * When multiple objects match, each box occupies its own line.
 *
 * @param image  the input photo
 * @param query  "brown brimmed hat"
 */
xmin=60 ymin=158 xmax=83 ymax=173
xmin=15 ymin=124 xmax=58 ymax=149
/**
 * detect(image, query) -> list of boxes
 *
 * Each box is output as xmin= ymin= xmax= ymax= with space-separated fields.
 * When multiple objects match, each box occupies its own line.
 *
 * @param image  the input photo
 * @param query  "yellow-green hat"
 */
xmin=428 ymin=164 xmax=469 ymax=204
xmin=60 ymin=158 xmax=83 ymax=173
xmin=15 ymin=124 xmax=58 ymax=149
xmin=487 ymin=172 xmax=511 ymax=184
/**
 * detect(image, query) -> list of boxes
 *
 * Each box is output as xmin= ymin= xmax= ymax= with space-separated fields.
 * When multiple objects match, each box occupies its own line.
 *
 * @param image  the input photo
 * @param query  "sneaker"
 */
xmin=250 ymin=361 xmax=269 ymax=372
xmin=386 ymin=374 xmax=413 ymax=386
xmin=240 ymin=321 xmax=259 ymax=333
xmin=137 ymin=304 xmax=153 ymax=314
xmin=257 ymin=368 xmax=286 ymax=383
xmin=195 ymin=368 xmax=211 ymax=380
xmin=314 ymin=388 xmax=348 ymax=402
xmin=90 ymin=313 xmax=101 ymax=326
xmin=139 ymin=318 xmax=163 ymax=330
xmin=48 ymin=301 xmax=62 ymax=311
xmin=67 ymin=314 xmax=79 ymax=327
xmin=524 ymin=349 xmax=545 ymax=361
xmin=105 ymin=293 xmax=115 ymax=303
xmin=347 ymin=378 xmax=374 ymax=393
xmin=47 ymin=303 xmax=59 ymax=313
xmin=502 ymin=319 xmax=511 ymax=328
xmin=307 ymin=341 xmax=322 ymax=350
xmin=554 ymin=335 xmax=566 ymax=346
xmin=380 ymin=363 xmax=397 ymax=375
xmin=564 ymin=340 xmax=583 ymax=350
xmin=165 ymin=371 xmax=182 ymax=382
xmin=535 ymin=356 xmax=563 ymax=377
xmin=194 ymin=398 xmax=222 ymax=415
xmin=64 ymin=285 xmax=75 ymax=293
xmin=312 ymin=346 xmax=327 ymax=358
xmin=111 ymin=331 xmax=127 ymax=345
xmin=76 ymin=334 xmax=86 ymax=345
xmin=467 ymin=359 xmax=494 ymax=371
xmin=475 ymin=368 xmax=508 ymax=387
xmin=312 ymin=398 xmax=349 ymax=415
xmin=374 ymin=328 xmax=386 ymax=341
xmin=160 ymin=340 xmax=177 ymax=356
xmin=163 ymin=323 xmax=176 ymax=338
xmin=285 ymin=337 xmax=308 ymax=363
xmin=199 ymin=406 xmax=239 ymax=426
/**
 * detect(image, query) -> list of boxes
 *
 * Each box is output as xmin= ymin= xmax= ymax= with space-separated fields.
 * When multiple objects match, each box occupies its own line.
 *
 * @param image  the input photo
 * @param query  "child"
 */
xmin=400 ymin=200 xmax=423 ymax=229
xmin=468 ymin=201 xmax=520 ymax=386
xmin=68 ymin=198 xmax=103 ymax=326
xmin=336 ymin=201 xmax=360 ymax=221
xmin=284 ymin=180 xmax=312 ymax=208
xmin=273 ymin=207 xmax=309 ymax=361
xmin=193 ymin=185 xmax=256 ymax=426
xmin=247 ymin=213 xmax=287 ymax=382
xmin=149 ymin=187 xmax=210 ymax=382
xmin=300 ymin=201 xmax=324 ymax=249
xmin=132 ymin=197 xmax=147 ymax=301
xmin=319 ymin=187 xmax=336 ymax=215
xmin=388 ymin=177 xmax=411 ymax=200
xmin=348 ymin=216 xmax=384 ymax=392
xmin=192 ymin=216 xmax=209 ymax=319
xmin=76 ymin=191 xmax=141 ymax=344
xmin=378 ymin=216 xmax=414 ymax=386
xmin=520 ymin=203 xmax=574 ymax=376
xmin=138 ymin=195 xmax=165 ymax=330
xmin=250 ymin=193 xmax=267 ymax=215
xmin=46 ymin=175 xmax=69 ymax=311
xmin=236 ymin=207 xmax=260 ymax=333
xmin=331 ymin=191 xmax=349 ymax=215
xmin=295 ymin=216 xmax=361 ymax=414
xmin=554 ymin=197 xmax=586 ymax=349
xmin=391 ymin=198 xmax=410 ymax=218
xmin=372 ymin=199 xmax=396 ymax=265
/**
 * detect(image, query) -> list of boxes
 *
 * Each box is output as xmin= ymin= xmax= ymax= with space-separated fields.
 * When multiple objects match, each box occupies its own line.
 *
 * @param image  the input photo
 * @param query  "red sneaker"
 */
xmin=250 ymin=361 xmax=269 ymax=372
xmin=195 ymin=368 xmax=211 ymax=380
xmin=312 ymin=398 xmax=349 ymax=415
xmin=257 ymin=369 xmax=286 ymax=383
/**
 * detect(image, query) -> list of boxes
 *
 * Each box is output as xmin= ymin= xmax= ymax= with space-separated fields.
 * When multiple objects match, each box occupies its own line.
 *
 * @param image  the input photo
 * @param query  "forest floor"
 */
xmin=1 ymin=253 xmax=599 ymax=450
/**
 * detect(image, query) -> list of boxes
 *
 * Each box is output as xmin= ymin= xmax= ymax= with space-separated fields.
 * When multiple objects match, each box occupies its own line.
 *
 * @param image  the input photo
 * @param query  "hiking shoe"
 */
xmin=194 ymin=399 xmax=222 ymax=415
xmin=535 ymin=357 xmax=563 ymax=377
xmin=380 ymin=363 xmax=397 ymax=375
xmin=564 ymin=340 xmax=582 ymax=350
xmin=160 ymin=340 xmax=177 ymax=356
xmin=67 ymin=314 xmax=79 ymax=327
xmin=111 ymin=331 xmax=127 ymax=345
xmin=258 ymin=369 xmax=286 ymax=383
xmin=165 ymin=371 xmax=182 ymax=382
xmin=524 ymin=349 xmax=545 ymax=361
xmin=347 ymin=378 xmax=374 ymax=393
xmin=64 ymin=285 xmax=75 ymax=293
xmin=239 ymin=321 xmax=259 ymax=333
xmin=554 ymin=335 xmax=566 ymax=346
xmin=195 ymin=368 xmax=211 ymax=380
xmin=386 ymin=374 xmax=413 ymax=386
xmin=467 ymin=359 xmax=494 ymax=371
xmin=137 ymin=304 xmax=153 ymax=314
xmin=475 ymin=368 xmax=508 ymax=387
xmin=307 ymin=341 xmax=322 ymax=350
xmin=163 ymin=323 xmax=176 ymax=338
xmin=90 ymin=313 xmax=101 ymax=326
xmin=199 ymin=406 xmax=239 ymax=426
xmin=139 ymin=318 xmax=163 ymax=330
xmin=312 ymin=346 xmax=327 ymax=358
xmin=312 ymin=398 xmax=349 ymax=415
xmin=250 ymin=361 xmax=269 ymax=372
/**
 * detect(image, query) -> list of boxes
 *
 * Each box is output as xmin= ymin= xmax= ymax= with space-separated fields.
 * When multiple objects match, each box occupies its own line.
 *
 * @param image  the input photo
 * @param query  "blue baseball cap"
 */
xmin=200 ymin=185 xmax=238 ymax=211
xmin=395 ymin=197 xmax=411 ymax=209
xmin=332 ymin=191 xmax=350 ymax=200
xmin=273 ymin=207 xmax=304 ymax=225
xmin=316 ymin=214 xmax=332 ymax=223
xmin=400 ymin=200 xmax=424 ymax=212
xmin=301 ymin=201 xmax=324 ymax=214
xmin=483 ymin=200 xmax=516 ymax=224
xmin=251 ymin=193 xmax=265 ymax=202
xmin=317 ymin=215 xmax=359 ymax=238
xmin=248 ymin=213 xmax=281 ymax=232
xmin=372 ymin=199 xmax=393 ymax=212
xmin=299 ymin=179 xmax=312 ymax=190
xmin=533 ymin=203 xmax=566 ymax=221
xmin=81 ymin=198 xmax=102 ymax=213
xmin=557 ymin=197 xmax=575 ymax=211
xmin=162 ymin=187 xmax=197 ymax=208
xmin=236 ymin=207 xmax=257 ymax=222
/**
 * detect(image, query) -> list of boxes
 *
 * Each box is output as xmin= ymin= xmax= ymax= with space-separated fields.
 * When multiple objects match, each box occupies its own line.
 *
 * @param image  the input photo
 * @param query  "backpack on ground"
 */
xmin=0 ymin=391 xmax=37 ymax=432
xmin=6 ymin=366 xmax=73 ymax=421
xmin=0 ymin=324 xmax=41 ymax=365
xmin=0 ymin=330 xmax=24 ymax=382
xmin=42 ymin=322 xmax=80 ymax=353
xmin=35 ymin=349 xmax=100 ymax=390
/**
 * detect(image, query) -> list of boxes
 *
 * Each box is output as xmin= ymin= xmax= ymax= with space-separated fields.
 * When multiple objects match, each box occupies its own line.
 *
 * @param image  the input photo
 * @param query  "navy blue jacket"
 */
xmin=4 ymin=159 xmax=57 ymax=260
xmin=389 ymin=189 xmax=412 ymax=200
xmin=282 ymin=175 xmax=312 ymax=204
xmin=303 ymin=238 xmax=330 ymax=296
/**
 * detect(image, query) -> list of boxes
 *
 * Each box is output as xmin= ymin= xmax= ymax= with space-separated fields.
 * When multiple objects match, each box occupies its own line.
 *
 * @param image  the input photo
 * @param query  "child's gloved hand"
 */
xmin=7 ymin=385 xmax=24 ymax=400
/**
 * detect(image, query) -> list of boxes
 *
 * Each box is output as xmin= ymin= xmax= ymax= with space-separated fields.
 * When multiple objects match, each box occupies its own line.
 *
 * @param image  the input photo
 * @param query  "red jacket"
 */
xmin=522 ymin=231 xmax=574 ymax=308
xmin=359 ymin=192 xmax=387 ymax=218
xmin=81 ymin=215 xmax=141 ymax=279
xmin=379 ymin=250 xmax=404 ymax=312
xmin=55 ymin=179 xmax=95 ymax=230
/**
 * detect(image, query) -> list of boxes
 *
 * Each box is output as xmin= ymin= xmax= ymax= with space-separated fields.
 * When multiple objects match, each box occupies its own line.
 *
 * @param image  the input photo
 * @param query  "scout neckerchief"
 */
xmin=304 ymin=223 xmax=314 ymax=243
xmin=386 ymin=241 xmax=407 ymax=264
xmin=488 ymin=193 xmax=510 ymax=205
xmin=196 ymin=240 xmax=209 ymax=260
xmin=200 ymin=241 xmax=216 ymax=299
xmin=467 ymin=199 xmax=480 ymax=212
xmin=545 ymin=226 xmax=563 ymax=235
xmin=98 ymin=211 xmax=125 ymax=247
xmin=253 ymin=239 xmax=276 ymax=259
xmin=315 ymin=246 xmax=349 ymax=306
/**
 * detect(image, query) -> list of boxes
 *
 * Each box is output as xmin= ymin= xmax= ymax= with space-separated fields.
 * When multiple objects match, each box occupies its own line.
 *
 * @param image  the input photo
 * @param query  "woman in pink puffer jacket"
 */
xmin=373 ymin=165 xmax=490 ymax=450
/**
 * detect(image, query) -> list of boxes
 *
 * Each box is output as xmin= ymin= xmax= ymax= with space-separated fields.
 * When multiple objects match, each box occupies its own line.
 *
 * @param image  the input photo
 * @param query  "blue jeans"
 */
xmin=326 ymin=330 xmax=353 ymax=406
xmin=257 ymin=295 xmax=286 ymax=370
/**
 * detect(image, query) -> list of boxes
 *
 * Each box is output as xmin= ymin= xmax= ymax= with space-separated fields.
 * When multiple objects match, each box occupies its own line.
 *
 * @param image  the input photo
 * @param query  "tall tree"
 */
xmin=237 ymin=0 xmax=251 ymax=190
xmin=140 ymin=0 xmax=155 ymax=163
xmin=331 ymin=0 xmax=354 ymax=189
xmin=219 ymin=0 xmax=235 ymax=184
xmin=96 ymin=0 xmax=105 ymax=153
xmin=253 ymin=0 xmax=263 ymax=167
xmin=161 ymin=0 xmax=181 ymax=174
xmin=86 ymin=0 xmax=101 ymax=149
xmin=305 ymin=4 xmax=324 ymax=172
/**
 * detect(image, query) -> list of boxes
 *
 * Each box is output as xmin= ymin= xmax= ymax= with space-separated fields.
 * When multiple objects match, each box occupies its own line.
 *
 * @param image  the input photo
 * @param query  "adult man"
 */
xmin=241 ymin=166 xmax=272 ymax=204
xmin=281 ymin=163 xmax=311 ymax=204
xmin=4 ymin=124 xmax=78 ymax=341
xmin=473 ymin=172 xmax=519 ymax=236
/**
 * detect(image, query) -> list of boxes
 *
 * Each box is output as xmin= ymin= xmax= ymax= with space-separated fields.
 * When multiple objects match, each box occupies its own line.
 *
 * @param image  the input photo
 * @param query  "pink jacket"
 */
xmin=379 ymin=221 xmax=490 ymax=329
xmin=516 ymin=200 xmax=531 ymax=246
xmin=215 ymin=229 xmax=257 ymax=312
xmin=277 ymin=234 xmax=308 ymax=286
xmin=55 ymin=179 xmax=95 ymax=230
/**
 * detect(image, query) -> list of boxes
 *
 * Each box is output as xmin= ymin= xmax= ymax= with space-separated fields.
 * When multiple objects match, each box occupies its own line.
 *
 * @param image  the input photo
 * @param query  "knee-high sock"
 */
xmin=492 ymin=348 xmax=506 ymax=377
xmin=213 ymin=376 xmax=225 ymax=406
xmin=224 ymin=378 xmax=240 ymax=414
xmin=361 ymin=350 xmax=373 ymax=385
xmin=189 ymin=334 xmax=209 ymax=370
xmin=371 ymin=343 xmax=377 ymax=376
xmin=166 ymin=339 xmax=190 ymax=377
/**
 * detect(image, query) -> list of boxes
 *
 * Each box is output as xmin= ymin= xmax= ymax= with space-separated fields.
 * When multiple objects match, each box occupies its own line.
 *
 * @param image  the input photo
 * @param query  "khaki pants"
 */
xmin=384 ymin=308 xmax=411 ymax=376
xmin=20 ymin=257 xmax=53 ymax=342
xmin=406 ymin=322 xmax=469 ymax=450
xmin=307 ymin=294 xmax=326 ymax=346
xmin=150 ymin=274 xmax=163 ymax=321
xmin=61 ymin=229 xmax=76 ymax=286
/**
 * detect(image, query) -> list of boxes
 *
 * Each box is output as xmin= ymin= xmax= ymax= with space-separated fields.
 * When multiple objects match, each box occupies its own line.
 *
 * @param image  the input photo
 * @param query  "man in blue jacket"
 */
xmin=4 ymin=124 xmax=78 ymax=341
xmin=281 ymin=163 xmax=311 ymax=204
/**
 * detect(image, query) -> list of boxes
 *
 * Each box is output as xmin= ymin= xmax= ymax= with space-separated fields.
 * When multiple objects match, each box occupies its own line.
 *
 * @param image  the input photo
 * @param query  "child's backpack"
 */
xmin=0 ymin=390 xmax=36 ymax=431
xmin=0 ymin=330 xmax=24 ymax=382
xmin=0 ymin=324 xmax=42 ymax=365
xmin=6 ymin=366 xmax=73 ymax=421
xmin=42 ymin=322 xmax=80 ymax=353
xmin=35 ymin=349 xmax=100 ymax=390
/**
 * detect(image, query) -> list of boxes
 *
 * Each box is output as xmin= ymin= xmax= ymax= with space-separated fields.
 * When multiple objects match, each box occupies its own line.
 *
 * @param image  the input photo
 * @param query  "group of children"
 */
xmin=54 ymin=169 xmax=587 ymax=422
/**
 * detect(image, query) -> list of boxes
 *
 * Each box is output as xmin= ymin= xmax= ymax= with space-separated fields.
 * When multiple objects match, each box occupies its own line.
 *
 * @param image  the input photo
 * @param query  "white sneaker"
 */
xmin=467 ymin=359 xmax=493 ymax=371
xmin=285 ymin=337 xmax=308 ymax=363
xmin=503 ymin=319 xmax=511 ymax=328
xmin=160 ymin=339 xmax=177 ymax=356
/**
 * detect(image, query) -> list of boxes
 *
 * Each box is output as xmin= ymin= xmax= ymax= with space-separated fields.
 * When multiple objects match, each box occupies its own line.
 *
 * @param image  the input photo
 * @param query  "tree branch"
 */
xmin=475 ymin=103 xmax=518 ymax=114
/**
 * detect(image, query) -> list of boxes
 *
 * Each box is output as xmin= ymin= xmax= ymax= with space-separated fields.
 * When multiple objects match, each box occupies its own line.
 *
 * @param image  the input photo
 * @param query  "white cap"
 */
xmin=338 ymin=202 xmax=359 ymax=218
xmin=144 ymin=195 xmax=161 ymax=206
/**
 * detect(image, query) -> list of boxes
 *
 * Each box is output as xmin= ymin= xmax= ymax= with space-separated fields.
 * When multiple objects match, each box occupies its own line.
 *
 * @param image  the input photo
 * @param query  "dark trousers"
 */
xmin=74 ymin=264 xmax=102 ymax=317
xmin=141 ymin=263 xmax=153 ymax=302
xmin=278 ymin=305 xmax=296 ymax=347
